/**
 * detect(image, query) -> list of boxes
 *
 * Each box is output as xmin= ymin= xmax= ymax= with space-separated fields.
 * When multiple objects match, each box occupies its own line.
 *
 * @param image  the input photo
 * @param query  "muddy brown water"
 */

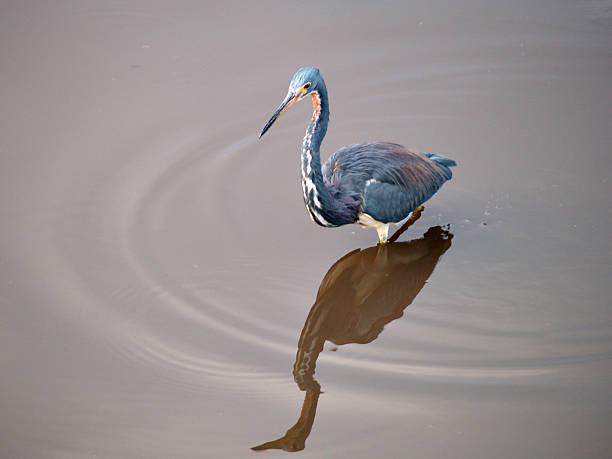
xmin=1 ymin=1 xmax=611 ymax=458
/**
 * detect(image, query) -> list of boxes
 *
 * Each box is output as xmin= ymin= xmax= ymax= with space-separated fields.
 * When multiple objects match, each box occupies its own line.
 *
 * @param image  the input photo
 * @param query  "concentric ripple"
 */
xmin=3 ymin=2 xmax=611 ymax=457
xmin=43 ymin=105 xmax=604 ymax=398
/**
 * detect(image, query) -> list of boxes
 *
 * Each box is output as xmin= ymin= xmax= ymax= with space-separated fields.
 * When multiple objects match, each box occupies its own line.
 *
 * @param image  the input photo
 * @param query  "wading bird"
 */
xmin=260 ymin=67 xmax=456 ymax=244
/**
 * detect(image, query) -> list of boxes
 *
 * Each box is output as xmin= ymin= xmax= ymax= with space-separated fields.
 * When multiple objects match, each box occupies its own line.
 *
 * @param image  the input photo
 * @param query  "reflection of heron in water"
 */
xmin=252 ymin=225 xmax=453 ymax=452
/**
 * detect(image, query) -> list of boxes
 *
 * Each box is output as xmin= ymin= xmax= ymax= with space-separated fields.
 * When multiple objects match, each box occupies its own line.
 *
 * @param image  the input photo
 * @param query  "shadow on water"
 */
xmin=252 ymin=225 xmax=453 ymax=452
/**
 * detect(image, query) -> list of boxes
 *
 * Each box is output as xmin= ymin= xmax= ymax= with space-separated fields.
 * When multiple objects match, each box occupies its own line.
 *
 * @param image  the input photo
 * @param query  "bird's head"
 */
xmin=259 ymin=67 xmax=324 ymax=138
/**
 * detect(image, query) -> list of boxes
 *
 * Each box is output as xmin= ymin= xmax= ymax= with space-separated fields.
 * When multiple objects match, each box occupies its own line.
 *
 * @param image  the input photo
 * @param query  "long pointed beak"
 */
xmin=259 ymin=90 xmax=300 ymax=139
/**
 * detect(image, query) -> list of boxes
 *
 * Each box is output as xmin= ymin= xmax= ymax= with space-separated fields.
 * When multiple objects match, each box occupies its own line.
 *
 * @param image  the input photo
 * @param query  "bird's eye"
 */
xmin=304 ymin=82 xmax=311 ymax=90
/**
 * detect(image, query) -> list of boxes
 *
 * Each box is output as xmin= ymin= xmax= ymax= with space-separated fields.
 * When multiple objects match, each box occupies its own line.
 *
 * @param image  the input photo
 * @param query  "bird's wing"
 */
xmin=361 ymin=181 xmax=425 ymax=223
xmin=323 ymin=142 xmax=454 ymax=224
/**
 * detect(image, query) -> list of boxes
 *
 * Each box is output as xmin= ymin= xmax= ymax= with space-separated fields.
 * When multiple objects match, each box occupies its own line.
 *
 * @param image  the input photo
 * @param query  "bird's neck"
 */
xmin=303 ymin=89 xmax=329 ymax=157
xmin=300 ymin=89 xmax=336 ymax=227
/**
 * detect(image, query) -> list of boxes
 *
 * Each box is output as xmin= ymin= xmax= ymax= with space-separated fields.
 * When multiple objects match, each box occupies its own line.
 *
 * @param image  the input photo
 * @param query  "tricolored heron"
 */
xmin=260 ymin=67 xmax=456 ymax=244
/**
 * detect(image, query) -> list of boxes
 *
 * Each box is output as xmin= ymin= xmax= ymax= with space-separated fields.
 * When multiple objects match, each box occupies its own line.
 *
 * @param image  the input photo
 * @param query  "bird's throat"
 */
xmin=311 ymin=91 xmax=321 ymax=120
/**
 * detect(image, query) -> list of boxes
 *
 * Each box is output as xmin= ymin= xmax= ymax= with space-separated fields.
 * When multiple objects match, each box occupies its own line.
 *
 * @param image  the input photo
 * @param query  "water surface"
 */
xmin=1 ymin=1 xmax=610 ymax=457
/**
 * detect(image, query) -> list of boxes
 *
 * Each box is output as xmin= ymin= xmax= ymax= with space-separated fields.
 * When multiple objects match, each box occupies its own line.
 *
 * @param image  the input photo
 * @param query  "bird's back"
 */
xmin=322 ymin=142 xmax=455 ymax=224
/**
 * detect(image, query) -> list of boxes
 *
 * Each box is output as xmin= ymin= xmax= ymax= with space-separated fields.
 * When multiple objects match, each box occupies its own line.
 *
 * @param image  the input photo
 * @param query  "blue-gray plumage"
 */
xmin=259 ymin=67 xmax=456 ymax=243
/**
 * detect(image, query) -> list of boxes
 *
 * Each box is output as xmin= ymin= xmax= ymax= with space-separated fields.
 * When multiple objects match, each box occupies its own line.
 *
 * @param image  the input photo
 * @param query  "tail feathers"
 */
xmin=426 ymin=153 xmax=457 ymax=168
